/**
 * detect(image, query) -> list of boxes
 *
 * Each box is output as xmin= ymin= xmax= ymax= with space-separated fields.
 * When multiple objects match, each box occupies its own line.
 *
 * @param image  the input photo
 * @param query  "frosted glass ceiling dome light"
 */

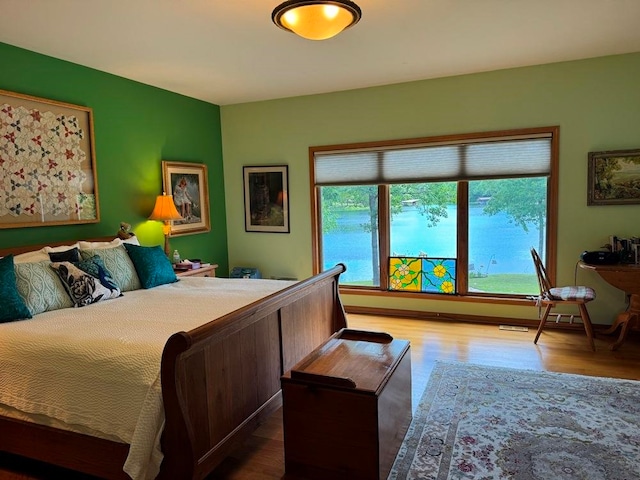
xmin=272 ymin=0 xmax=362 ymax=41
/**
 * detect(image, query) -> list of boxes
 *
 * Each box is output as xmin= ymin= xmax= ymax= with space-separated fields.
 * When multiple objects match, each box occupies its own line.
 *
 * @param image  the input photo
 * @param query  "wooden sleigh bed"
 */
xmin=0 ymin=237 xmax=347 ymax=479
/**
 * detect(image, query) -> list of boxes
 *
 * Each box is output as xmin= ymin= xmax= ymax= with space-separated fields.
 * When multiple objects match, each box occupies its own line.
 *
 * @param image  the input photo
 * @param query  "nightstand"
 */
xmin=175 ymin=264 xmax=218 ymax=278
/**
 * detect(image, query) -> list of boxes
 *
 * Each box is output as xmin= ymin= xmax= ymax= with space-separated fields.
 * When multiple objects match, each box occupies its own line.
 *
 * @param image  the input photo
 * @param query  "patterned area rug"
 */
xmin=389 ymin=361 xmax=640 ymax=480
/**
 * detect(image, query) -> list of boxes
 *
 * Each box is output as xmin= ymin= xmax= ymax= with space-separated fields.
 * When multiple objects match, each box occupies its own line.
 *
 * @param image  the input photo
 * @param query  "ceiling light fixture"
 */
xmin=272 ymin=0 xmax=362 ymax=41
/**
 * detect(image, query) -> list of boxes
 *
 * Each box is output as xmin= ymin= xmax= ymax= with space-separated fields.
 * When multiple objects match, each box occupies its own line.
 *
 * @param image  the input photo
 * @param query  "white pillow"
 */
xmin=14 ymin=243 xmax=81 ymax=264
xmin=43 ymin=243 xmax=80 ymax=253
xmin=79 ymin=238 xmax=122 ymax=250
xmin=13 ymin=249 xmax=49 ymax=263
xmin=122 ymin=236 xmax=140 ymax=246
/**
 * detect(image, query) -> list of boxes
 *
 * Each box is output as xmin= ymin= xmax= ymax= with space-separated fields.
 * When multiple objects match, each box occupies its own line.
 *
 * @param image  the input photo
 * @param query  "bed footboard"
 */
xmin=159 ymin=264 xmax=347 ymax=479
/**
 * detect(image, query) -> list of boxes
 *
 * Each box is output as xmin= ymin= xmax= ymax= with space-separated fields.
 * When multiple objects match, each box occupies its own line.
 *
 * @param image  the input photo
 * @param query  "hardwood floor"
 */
xmin=2 ymin=314 xmax=640 ymax=480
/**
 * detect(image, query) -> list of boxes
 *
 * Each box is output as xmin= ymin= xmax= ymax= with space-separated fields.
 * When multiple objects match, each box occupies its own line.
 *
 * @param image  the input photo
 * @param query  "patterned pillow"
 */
xmin=14 ymin=261 xmax=74 ymax=314
xmin=80 ymin=245 xmax=141 ymax=292
xmin=50 ymin=261 xmax=121 ymax=307
xmin=124 ymin=244 xmax=178 ymax=289
xmin=75 ymin=255 xmax=121 ymax=294
xmin=0 ymin=255 xmax=32 ymax=323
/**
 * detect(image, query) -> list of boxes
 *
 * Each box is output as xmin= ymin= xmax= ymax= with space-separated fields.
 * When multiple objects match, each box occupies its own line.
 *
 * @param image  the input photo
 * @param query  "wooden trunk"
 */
xmin=281 ymin=329 xmax=411 ymax=480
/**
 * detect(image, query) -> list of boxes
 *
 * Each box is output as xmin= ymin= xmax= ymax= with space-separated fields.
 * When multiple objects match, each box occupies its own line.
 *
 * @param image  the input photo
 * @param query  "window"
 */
xmin=311 ymin=127 xmax=558 ymax=299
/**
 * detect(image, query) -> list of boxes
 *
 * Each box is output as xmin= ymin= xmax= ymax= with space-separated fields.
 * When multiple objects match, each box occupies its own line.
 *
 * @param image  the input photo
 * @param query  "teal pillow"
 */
xmin=124 ymin=244 xmax=177 ymax=289
xmin=0 ymin=255 xmax=32 ymax=323
xmin=80 ymin=245 xmax=141 ymax=292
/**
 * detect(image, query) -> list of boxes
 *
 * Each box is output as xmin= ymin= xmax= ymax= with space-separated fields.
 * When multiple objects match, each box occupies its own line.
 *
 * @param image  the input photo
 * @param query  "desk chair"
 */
xmin=531 ymin=248 xmax=596 ymax=351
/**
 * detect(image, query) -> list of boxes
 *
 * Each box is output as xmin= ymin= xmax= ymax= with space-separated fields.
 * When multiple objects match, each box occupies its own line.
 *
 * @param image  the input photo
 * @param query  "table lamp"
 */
xmin=148 ymin=193 xmax=183 ymax=256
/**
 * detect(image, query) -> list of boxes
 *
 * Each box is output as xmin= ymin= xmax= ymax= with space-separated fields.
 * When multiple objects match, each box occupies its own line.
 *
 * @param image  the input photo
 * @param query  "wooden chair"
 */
xmin=530 ymin=248 xmax=596 ymax=350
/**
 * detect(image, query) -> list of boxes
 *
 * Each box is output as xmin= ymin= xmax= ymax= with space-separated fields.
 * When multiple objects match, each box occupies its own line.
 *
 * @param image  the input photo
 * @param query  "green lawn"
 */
xmin=468 ymin=274 xmax=538 ymax=295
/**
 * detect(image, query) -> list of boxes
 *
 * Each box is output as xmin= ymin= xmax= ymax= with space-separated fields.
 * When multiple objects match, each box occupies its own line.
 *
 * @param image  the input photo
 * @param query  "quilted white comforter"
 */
xmin=0 ymin=277 xmax=294 ymax=480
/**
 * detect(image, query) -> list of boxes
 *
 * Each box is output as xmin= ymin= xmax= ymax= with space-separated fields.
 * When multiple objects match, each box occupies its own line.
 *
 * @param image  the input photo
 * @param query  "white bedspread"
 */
xmin=0 ymin=277 xmax=294 ymax=480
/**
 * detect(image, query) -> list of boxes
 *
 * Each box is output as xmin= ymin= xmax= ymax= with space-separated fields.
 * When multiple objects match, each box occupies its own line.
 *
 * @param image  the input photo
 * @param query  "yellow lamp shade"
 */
xmin=149 ymin=194 xmax=183 ymax=256
xmin=148 ymin=194 xmax=182 ymax=222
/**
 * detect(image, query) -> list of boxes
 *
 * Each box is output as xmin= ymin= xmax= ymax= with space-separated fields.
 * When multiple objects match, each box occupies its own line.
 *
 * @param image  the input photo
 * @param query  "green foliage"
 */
xmin=471 ymin=178 xmax=546 ymax=232
xmin=390 ymin=183 xmax=457 ymax=226
xmin=321 ymin=185 xmax=377 ymax=233
xmin=470 ymin=177 xmax=547 ymax=255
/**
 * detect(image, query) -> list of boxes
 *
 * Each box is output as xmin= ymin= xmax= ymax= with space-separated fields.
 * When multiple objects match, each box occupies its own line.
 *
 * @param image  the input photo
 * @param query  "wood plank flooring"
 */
xmin=2 ymin=314 xmax=639 ymax=480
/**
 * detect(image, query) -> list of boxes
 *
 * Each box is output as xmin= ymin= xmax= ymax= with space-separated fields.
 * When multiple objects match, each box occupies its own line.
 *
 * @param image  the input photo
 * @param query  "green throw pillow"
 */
xmin=80 ymin=245 xmax=141 ymax=292
xmin=124 ymin=244 xmax=177 ymax=289
xmin=75 ymin=255 xmax=122 ymax=295
xmin=0 ymin=255 xmax=32 ymax=323
xmin=14 ymin=260 xmax=74 ymax=314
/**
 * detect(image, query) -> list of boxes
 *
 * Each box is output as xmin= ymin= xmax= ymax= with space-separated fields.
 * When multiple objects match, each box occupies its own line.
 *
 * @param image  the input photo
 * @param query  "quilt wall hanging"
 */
xmin=0 ymin=89 xmax=99 ymax=229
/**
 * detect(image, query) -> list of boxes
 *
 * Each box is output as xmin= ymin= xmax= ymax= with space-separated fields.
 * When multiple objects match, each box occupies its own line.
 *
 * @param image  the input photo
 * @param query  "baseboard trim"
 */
xmin=344 ymin=305 xmax=608 ymax=331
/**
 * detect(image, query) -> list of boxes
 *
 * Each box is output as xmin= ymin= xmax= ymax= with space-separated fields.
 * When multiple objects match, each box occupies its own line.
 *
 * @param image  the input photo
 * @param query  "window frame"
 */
xmin=310 ymin=126 xmax=559 ymax=303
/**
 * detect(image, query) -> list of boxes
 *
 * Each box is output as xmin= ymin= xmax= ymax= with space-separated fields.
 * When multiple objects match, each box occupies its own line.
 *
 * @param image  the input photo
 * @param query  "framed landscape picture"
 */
xmin=162 ymin=160 xmax=210 ymax=236
xmin=588 ymin=149 xmax=640 ymax=205
xmin=243 ymin=165 xmax=289 ymax=233
xmin=0 ymin=89 xmax=99 ymax=228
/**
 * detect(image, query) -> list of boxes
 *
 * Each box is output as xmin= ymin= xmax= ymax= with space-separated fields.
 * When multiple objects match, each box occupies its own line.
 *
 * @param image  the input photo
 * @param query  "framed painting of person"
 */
xmin=162 ymin=160 xmax=210 ymax=235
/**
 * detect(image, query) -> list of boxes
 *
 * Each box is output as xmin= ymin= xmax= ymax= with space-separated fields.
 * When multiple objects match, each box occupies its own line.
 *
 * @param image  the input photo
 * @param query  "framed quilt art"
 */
xmin=0 ymin=89 xmax=99 ymax=228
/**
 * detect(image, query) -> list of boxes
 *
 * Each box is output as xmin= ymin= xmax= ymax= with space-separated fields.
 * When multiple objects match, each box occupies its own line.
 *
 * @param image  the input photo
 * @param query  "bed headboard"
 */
xmin=0 ymin=236 xmax=116 ymax=257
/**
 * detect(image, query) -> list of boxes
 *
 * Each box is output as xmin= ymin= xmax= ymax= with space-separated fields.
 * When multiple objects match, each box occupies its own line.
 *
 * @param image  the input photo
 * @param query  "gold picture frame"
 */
xmin=0 ymin=89 xmax=99 ymax=228
xmin=588 ymin=149 xmax=640 ymax=205
xmin=162 ymin=160 xmax=210 ymax=236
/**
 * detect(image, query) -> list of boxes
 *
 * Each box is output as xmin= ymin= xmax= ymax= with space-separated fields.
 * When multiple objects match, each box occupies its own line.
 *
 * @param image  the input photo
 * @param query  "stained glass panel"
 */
xmin=389 ymin=256 xmax=456 ymax=294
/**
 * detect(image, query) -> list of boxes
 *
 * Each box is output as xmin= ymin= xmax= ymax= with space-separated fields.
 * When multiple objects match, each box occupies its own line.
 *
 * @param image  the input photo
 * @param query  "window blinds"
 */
xmin=314 ymin=134 xmax=552 ymax=186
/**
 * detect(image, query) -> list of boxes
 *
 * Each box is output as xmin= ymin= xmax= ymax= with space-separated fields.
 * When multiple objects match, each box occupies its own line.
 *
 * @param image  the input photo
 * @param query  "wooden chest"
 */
xmin=281 ymin=328 xmax=411 ymax=480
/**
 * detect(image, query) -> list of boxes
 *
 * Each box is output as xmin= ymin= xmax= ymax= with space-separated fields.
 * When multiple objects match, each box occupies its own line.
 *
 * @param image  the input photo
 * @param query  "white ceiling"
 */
xmin=1 ymin=0 xmax=640 ymax=106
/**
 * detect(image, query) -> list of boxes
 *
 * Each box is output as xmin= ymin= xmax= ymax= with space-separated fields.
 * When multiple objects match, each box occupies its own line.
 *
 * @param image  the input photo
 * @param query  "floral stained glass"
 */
xmin=389 ymin=256 xmax=456 ymax=294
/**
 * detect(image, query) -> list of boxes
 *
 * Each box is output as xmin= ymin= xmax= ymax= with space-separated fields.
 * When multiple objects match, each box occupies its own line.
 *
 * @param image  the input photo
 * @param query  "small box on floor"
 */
xmin=230 ymin=267 xmax=261 ymax=279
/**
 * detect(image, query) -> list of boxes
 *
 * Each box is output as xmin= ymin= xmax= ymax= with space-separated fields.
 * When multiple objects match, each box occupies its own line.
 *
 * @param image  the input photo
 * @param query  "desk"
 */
xmin=579 ymin=261 xmax=640 ymax=350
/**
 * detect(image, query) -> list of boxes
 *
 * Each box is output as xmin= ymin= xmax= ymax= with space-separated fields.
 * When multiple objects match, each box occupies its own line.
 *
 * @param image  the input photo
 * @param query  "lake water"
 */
xmin=322 ymin=205 xmax=541 ymax=283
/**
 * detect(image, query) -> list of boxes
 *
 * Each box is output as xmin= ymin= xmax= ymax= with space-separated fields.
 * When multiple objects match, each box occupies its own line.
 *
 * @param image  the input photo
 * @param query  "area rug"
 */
xmin=388 ymin=361 xmax=640 ymax=480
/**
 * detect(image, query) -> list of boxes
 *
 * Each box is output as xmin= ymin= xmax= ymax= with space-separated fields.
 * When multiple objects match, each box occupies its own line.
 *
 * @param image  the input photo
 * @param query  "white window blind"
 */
xmin=314 ymin=134 xmax=552 ymax=186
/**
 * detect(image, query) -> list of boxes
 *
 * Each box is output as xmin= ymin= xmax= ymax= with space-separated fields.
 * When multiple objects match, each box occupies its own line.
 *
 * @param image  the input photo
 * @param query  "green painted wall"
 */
xmin=0 ymin=42 xmax=228 ymax=274
xmin=221 ymin=52 xmax=640 ymax=325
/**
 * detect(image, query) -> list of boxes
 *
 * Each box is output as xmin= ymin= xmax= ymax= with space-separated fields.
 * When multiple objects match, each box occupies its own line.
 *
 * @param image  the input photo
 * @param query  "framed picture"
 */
xmin=588 ymin=149 xmax=640 ymax=205
xmin=243 ymin=165 xmax=289 ymax=233
xmin=162 ymin=160 xmax=210 ymax=236
xmin=0 ymin=88 xmax=99 ymax=228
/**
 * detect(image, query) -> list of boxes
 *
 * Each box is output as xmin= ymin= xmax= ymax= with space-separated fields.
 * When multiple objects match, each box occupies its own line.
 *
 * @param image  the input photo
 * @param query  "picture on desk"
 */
xmin=588 ymin=148 xmax=640 ymax=205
